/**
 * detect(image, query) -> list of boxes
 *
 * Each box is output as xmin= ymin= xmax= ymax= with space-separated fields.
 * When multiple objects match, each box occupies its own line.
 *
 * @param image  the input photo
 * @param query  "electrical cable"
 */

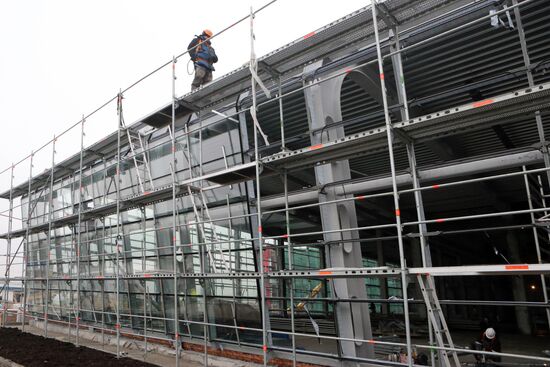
xmin=187 ymin=58 xmax=195 ymax=76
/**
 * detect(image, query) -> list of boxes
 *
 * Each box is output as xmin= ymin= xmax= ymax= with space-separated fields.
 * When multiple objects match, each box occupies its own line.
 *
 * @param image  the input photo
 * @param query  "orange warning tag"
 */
xmin=309 ymin=144 xmax=323 ymax=150
xmin=472 ymin=99 xmax=494 ymax=108
xmin=505 ymin=265 xmax=529 ymax=270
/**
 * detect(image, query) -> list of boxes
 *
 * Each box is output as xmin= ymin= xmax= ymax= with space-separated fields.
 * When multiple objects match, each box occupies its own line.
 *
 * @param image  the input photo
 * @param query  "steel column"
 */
xmin=302 ymin=60 xmax=375 ymax=361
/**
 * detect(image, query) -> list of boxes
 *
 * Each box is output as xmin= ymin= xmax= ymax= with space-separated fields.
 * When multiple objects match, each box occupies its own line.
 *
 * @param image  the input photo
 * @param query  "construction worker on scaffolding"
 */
xmin=188 ymin=29 xmax=218 ymax=90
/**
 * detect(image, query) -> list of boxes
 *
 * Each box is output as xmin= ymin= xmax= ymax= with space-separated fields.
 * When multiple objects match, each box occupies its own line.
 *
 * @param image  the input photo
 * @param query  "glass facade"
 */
xmin=20 ymin=115 xmax=271 ymax=343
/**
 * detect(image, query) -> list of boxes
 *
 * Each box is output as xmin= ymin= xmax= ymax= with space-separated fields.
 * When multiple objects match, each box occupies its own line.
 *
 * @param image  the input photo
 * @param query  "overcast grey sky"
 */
xmin=0 ymin=0 xmax=369 ymax=237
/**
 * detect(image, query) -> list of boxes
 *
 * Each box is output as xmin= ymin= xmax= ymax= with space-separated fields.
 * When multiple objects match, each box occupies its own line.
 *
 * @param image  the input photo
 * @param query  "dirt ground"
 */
xmin=0 ymin=327 xmax=157 ymax=367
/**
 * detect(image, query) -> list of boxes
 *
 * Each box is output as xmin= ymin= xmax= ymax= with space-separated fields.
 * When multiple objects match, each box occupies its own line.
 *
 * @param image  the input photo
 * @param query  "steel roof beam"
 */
xmin=375 ymin=2 xmax=399 ymax=28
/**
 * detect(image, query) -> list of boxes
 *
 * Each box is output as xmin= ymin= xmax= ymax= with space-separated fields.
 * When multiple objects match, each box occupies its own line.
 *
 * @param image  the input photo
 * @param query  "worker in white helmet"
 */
xmin=471 ymin=327 xmax=502 ymax=362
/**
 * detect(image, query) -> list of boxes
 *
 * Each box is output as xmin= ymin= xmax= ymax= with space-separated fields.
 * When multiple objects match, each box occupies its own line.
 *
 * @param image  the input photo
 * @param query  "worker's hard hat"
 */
xmin=202 ymin=29 xmax=213 ymax=37
xmin=484 ymin=328 xmax=496 ymax=339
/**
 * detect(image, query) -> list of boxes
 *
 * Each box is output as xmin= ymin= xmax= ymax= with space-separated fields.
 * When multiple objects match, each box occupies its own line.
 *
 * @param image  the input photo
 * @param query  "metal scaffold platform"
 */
xmin=1 ymin=1 xmax=550 ymax=366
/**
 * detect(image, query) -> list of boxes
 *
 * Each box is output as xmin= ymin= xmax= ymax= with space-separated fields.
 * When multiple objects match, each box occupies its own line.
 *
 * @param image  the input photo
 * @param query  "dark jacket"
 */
xmin=471 ymin=333 xmax=501 ymax=362
xmin=188 ymin=35 xmax=218 ymax=71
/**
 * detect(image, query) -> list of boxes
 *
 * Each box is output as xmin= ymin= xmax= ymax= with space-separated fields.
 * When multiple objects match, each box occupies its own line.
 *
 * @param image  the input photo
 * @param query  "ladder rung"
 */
xmin=419 ymin=275 xmax=460 ymax=366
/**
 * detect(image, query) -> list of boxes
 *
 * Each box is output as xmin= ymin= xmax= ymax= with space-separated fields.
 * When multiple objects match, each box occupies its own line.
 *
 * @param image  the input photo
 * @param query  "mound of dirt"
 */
xmin=0 ymin=327 xmax=157 ymax=367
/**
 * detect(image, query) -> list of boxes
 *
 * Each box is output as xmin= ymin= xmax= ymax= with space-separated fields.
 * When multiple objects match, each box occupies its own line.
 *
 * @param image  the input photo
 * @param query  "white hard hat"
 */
xmin=485 ymin=327 xmax=496 ymax=339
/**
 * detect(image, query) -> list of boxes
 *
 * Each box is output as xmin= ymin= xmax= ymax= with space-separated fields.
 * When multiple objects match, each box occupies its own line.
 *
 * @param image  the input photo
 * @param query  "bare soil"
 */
xmin=0 ymin=327 xmax=157 ymax=367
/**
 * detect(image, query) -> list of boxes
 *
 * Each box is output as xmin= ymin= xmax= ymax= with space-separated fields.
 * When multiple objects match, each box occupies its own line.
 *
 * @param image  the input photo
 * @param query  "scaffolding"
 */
xmin=1 ymin=0 xmax=550 ymax=366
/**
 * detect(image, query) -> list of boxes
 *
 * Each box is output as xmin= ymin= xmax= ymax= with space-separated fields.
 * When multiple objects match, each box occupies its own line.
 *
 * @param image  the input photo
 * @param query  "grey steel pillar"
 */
xmin=302 ymin=61 xmax=375 ymax=361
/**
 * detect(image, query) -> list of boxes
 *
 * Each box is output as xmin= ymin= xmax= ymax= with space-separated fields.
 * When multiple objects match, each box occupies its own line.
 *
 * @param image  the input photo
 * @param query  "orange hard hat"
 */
xmin=203 ymin=29 xmax=213 ymax=37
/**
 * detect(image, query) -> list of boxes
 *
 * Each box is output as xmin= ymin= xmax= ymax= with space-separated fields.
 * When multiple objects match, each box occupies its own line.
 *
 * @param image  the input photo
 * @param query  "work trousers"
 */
xmin=191 ymin=65 xmax=213 ymax=90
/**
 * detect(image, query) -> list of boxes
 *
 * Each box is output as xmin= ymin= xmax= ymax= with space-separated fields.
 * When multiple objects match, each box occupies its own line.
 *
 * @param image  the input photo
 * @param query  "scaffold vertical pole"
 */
xmin=141 ymin=207 xmax=148 ymax=360
xmin=226 ymin=194 xmax=241 ymax=346
xmin=2 ymin=164 xmax=14 ymax=327
xmin=250 ymin=6 xmax=269 ymax=366
xmin=390 ymin=24 xmax=437 ymax=366
xmin=171 ymin=55 xmax=181 ymax=367
xmin=21 ymin=151 xmax=34 ymax=332
xmin=115 ymin=91 xmax=123 ymax=358
xmin=68 ymin=176 xmax=75 ymax=340
xmin=183 ymin=106 xmax=209 ymax=364
xmin=100 ymin=221 xmax=106 ymax=349
xmin=371 ymin=2 xmax=413 ymax=365
xmin=283 ymin=170 xmax=296 ymax=367
xmin=522 ymin=166 xmax=550 ymax=329
xmin=175 ymin=198 xmax=192 ymax=339
xmin=76 ymin=115 xmax=85 ymax=346
xmin=191 ymin=110 xmax=209 ymax=365
xmin=44 ymin=135 xmax=56 ymax=338
xmin=536 ymin=174 xmax=550 ymax=329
